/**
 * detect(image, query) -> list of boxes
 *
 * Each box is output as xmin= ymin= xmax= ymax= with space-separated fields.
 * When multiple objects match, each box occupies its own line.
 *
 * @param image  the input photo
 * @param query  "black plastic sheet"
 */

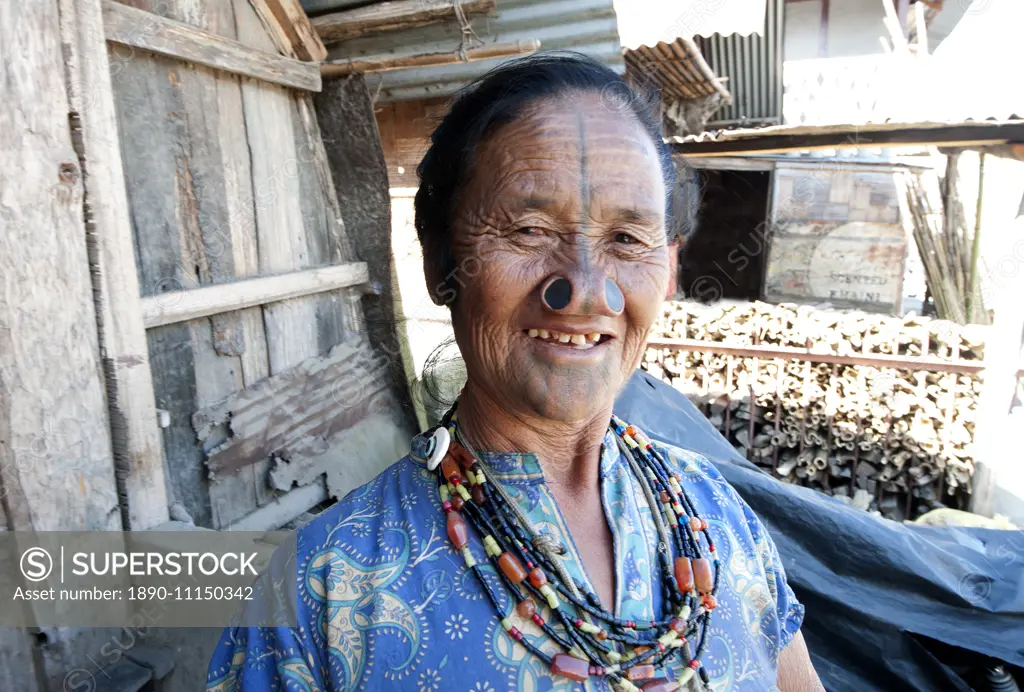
xmin=615 ymin=370 xmax=1024 ymax=692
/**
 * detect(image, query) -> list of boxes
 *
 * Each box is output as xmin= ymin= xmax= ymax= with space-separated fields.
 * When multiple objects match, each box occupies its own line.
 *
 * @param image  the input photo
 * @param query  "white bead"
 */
xmin=426 ymin=427 xmax=450 ymax=471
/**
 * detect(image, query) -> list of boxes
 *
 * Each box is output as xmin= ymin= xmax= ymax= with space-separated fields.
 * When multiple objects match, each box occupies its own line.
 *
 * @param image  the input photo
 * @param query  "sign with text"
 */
xmin=0 ymin=531 xmax=297 ymax=627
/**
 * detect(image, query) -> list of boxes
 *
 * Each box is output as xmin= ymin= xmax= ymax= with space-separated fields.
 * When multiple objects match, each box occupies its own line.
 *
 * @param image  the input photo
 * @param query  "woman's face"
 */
xmin=445 ymin=92 xmax=669 ymax=423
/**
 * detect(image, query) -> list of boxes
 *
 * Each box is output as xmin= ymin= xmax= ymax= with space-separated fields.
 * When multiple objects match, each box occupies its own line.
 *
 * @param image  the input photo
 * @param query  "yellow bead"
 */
xmin=617 ymin=680 xmax=640 ymax=692
xmin=678 ymin=668 xmax=695 ymax=686
xmin=501 ymin=618 xmax=512 ymax=631
xmin=456 ymin=484 xmax=471 ymax=501
xmin=605 ymin=663 xmax=620 ymax=674
xmin=679 ymin=605 xmax=691 ymax=620
xmin=663 ymin=504 xmax=677 ymax=526
xmin=462 ymin=547 xmax=476 ymax=568
xmin=579 ymin=621 xmax=600 ymax=635
xmin=669 ymin=477 xmax=683 ymax=494
xmin=657 ymin=630 xmax=678 ymax=647
xmin=439 ymin=485 xmax=450 ymax=502
xmin=482 ymin=535 xmax=500 ymax=557
xmin=540 ymin=584 xmax=559 ymax=609
xmin=607 ymin=651 xmax=622 ymax=663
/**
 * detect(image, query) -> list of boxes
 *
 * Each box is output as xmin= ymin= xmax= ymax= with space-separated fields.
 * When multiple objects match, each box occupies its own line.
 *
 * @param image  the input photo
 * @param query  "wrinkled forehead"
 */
xmin=460 ymin=93 xmax=667 ymax=220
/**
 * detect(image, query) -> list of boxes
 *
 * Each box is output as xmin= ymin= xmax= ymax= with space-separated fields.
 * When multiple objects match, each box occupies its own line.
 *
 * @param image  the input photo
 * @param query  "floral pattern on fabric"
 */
xmin=208 ymin=431 xmax=803 ymax=691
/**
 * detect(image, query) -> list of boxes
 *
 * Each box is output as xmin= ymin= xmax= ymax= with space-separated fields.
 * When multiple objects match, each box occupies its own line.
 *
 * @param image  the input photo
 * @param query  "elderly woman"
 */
xmin=208 ymin=53 xmax=822 ymax=692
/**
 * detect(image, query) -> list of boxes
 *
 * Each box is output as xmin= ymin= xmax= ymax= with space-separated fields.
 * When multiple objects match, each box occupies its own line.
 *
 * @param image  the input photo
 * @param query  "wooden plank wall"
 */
xmin=108 ymin=0 xmax=361 ymax=528
xmin=0 ymin=0 xmax=122 ymax=534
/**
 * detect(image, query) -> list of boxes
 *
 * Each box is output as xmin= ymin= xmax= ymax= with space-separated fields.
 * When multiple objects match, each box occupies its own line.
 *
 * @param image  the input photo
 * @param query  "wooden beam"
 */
xmin=673 ymin=122 xmax=1024 ymax=157
xmin=140 ymin=263 xmax=369 ymax=328
xmin=247 ymin=0 xmax=327 ymax=61
xmin=101 ymin=0 xmax=321 ymax=91
xmin=645 ymin=337 xmax=986 ymax=375
xmin=59 ymin=0 xmax=169 ymax=529
xmin=321 ymin=39 xmax=540 ymax=77
xmin=313 ymin=0 xmax=496 ymax=44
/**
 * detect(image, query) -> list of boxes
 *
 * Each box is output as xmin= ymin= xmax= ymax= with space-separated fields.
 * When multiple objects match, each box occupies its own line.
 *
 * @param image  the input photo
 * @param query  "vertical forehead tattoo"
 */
xmin=575 ymin=111 xmax=593 ymax=310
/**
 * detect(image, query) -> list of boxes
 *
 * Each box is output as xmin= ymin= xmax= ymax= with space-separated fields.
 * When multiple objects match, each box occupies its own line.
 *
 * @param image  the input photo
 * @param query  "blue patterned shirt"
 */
xmin=208 ymin=430 xmax=803 ymax=691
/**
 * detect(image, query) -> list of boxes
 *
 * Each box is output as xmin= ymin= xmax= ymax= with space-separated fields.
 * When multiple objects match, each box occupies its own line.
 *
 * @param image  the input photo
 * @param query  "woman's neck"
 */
xmin=455 ymin=381 xmax=611 ymax=494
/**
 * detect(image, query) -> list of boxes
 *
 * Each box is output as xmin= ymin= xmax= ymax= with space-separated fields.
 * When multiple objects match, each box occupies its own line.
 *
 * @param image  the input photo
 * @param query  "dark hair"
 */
xmin=414 ymin=51 xmax=678 ymax=294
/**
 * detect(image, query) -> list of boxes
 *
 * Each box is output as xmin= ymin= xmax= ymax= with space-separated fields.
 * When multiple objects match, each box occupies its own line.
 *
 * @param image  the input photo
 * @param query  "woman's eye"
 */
xmin=615 ymin=232 xmax=639 ymax=244
xmin=516 ymin=226 xmax=539 ymax=235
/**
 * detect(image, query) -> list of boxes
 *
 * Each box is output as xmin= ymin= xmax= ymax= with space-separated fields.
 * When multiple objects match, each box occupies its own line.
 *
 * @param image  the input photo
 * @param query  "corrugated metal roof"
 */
xmin=692 ymin=0 xmax=784 ymax=127
xmin=325 ymin=0 xmax=623 ymax=103
xmin=668 ymin=119 xmax=1024 ymax=156
xmin=300 ymin=0 xmax=384 ymax=16
xmin=625 ymin=38 xmax=729 ymax=102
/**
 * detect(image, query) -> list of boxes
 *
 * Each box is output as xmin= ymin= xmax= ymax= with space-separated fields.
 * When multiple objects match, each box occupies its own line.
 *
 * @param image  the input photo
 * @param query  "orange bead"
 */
xmin=692 ymin=558 xmax=713 ymax=594
xmin=446 ymin=511 xmax=468 ymax=550
xmin=451 ymin=494 xmax=465 ymax=512
xmin=528 ymin=568 xmax=548 ymax=588
xmin=659 ymin=490 xmax=671 ymax=503
xmin=440 ymin=455 xmax=462 ymax=485
xmin=641 ymin=679 xmax=678 ymax=692
xmin=634 ymin=646 xmax=652 ymax=656
xmin=688 ymin=516 xmax=703 ymax=532
xmin=668 ymin=617 xmax=686 ymax=635
xmin=701 ymin=593 xmax=718 ymax=611
xmin=596 ymin=628 xmax=608 ymax=641
xmin=498 ymin=552 xmax=528 ymax=584
xmin=674 ymin=557 xmax=694 ymax=593
xmin=550 ymin=654 xmax=590 ymax=682
xmin=627 ymin=665 xmax=656 ymax=682
xmin=450 ymin=443 xmax=476 ymax=470
xmin=471 ymin=484 xmax=487 ymax=505
xmin=516 ymin=598 xmax=536 ymax=618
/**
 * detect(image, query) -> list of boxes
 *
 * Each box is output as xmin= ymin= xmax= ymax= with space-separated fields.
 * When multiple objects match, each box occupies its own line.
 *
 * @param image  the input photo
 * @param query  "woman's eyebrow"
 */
xmin=611 ymin=207 xmax=662 ymax=225
xmin=504 ymin=195 xmax=557 ymax=214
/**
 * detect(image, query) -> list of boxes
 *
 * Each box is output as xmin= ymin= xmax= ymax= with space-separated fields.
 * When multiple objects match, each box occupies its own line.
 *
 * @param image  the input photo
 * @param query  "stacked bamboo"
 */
xmin=642 ymin=301 xmax=986 ymax=520
xmin=898 ymin=155 xmax=989 ymax=325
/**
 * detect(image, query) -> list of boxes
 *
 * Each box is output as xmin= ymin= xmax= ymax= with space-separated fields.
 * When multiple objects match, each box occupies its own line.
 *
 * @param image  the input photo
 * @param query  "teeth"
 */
xmin=526 ymin=329 xmax=605 ymax=348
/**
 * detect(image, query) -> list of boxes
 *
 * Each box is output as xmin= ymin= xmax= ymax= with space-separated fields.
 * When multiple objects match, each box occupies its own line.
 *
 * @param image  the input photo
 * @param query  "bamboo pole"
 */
xmin=321 ymin=40 xmax=540 ymax=77
xmin=967 ymin=152 xmax=986 ymax=323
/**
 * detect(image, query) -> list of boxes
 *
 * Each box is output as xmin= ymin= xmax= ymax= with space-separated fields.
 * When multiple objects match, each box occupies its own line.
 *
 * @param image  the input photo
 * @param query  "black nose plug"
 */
xmin=605 ymin=279 xmax=624 ymax=314
xmin=542 ymin=277 xmax=572 ymax=310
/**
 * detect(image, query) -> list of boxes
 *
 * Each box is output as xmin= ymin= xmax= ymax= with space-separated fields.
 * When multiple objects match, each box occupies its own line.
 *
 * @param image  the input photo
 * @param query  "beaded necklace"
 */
xmin=420 ymin=407 xmax=721 ymax=692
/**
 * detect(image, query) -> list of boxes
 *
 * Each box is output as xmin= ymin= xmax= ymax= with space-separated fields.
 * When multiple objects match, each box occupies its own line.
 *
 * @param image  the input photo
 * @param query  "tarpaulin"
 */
xmin=615 ymin=370 xmax=1024 ymax=692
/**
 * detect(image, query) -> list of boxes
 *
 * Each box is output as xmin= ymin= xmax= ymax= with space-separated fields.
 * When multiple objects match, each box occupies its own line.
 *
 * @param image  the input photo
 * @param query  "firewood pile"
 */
xmin=642 ymin=301 xmax=986 ymax=520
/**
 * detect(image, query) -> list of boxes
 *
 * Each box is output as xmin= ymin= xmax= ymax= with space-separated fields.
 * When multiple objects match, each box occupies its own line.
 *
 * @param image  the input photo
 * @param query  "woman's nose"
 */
xmin=540 ymin=274 xmax=624 ymax=315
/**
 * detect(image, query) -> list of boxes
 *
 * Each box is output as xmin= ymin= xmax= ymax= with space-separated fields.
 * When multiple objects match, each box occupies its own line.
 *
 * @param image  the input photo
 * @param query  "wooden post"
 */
xmin=58 ymin=0 xmax=170 ymax=529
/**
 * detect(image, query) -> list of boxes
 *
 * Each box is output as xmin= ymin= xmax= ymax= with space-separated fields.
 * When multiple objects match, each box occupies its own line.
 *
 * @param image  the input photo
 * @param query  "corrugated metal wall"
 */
xmin=694 ymin=0 xmax=783 ymax=127
xmin=326 ymin=0 xmax=624 ymax=103
xmin=301 ymin=0 xmax=378 ymax=16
